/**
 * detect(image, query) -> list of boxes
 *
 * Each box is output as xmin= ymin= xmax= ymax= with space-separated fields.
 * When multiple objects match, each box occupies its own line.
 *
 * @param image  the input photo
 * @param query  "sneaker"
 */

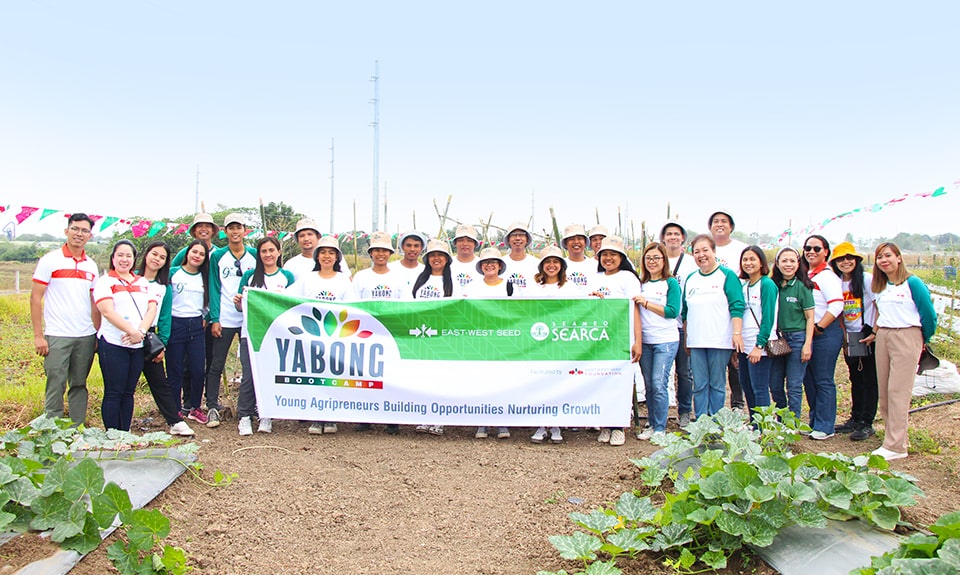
xmin=428 ymin=425 xmax=443 ymax=436
xmin=531 ymin=427 xmax=547 ymax=444
xmin=597 ymin=428 xmax=611 ymax=443
xmin=354 ymin=423 xmax=372 ymax=432
xmin=651 ymin=431 xmax=666 ymax=440
xmin=238 ymin=416 xmax=252 ymax=436
xmin=323 ymin=423 xmax=338 ymax=434
xmin=549 ymin=427 xmax=563 ymax=444
xmin=179 ymin=409 xmax=191 ymax=420
xmin=308 ymin=423 xmax=324 ymax=435
xmin=835 ymin=418 xmax=858 ymax=434
xmin=809 ymin=431 xmax=835 ymax=440
xmin=850 ymin=425 xmax=876 ymax=441
xmin=187 ymin=408 xmax=208 ymax=425
xmin=610 ymin=429 xmax=626 ymax=446
xmin=385 ymin=424 xmax=400 ymax=435
xmin=678 ymin=412 xmax=692 ymax=429
xmin=475 ymin=426 xmax=488 ymax=439
xmin=871 ymin=446 xmax=908 ymax=461
xmin=496 ymin=427 xmax=510 ymax=439
xmin=636 ymin=426 xmax=655 ymax=440
xmin=416 ymin=425 xmax=431 ymax=434
xmin=257 ymin=418 xmax=272 ymax=433
xmin=169 ymin=421 xmax=195 ymax=436
xmin=205 ymin=407 xmax=220 ymax=428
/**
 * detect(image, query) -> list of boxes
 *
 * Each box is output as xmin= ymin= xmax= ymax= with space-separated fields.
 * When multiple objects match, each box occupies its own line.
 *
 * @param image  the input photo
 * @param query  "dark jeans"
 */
xmin=673 ymin=328 xmax=694 ymax=416
xmin=181 ymin=321 xmax=214 ymax=410
xmin=166 ymin=316 xmax=206 ymax=413
xmin=727 ymin=362 xmax=744 ymax=409
xmin=845 ymin=347 xmax=878 ymax=426
xmin=737 ymin=353 xmax=773 ymax=411
xmin=205 ymin=326 xmax=241 ymax=409
xmin=803 ymin=321 xmax=843 ymax=434
xmin=98 ymin=337 xmax=144 ymax=431
xmin=141 ymin=353 xmax=184 ymax=426
xmin=769 ymin=330 xmax=808 ymax=418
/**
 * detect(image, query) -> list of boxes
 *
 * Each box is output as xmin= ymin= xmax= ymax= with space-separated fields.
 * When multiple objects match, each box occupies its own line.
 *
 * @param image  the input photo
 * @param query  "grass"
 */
xmin=0 ymin=261 xmax=34 ymax=293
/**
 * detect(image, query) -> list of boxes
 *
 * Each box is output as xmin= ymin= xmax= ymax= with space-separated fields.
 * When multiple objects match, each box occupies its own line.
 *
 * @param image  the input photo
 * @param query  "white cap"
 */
xmin=224 ymin=213 xmax=247 ymax=227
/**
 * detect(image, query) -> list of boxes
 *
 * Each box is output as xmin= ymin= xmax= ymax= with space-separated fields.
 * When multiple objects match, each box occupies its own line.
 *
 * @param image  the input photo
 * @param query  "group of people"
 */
xmin=30 ymin=210 xmax=937 ymax=461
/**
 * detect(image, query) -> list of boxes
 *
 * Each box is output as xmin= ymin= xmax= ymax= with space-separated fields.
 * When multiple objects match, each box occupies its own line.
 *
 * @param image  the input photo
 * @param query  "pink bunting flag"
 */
xmin=131 ymin=220 xmax=152 ymax=238
xmin=15 ymin=206 xmax=39 ymax=224
xmin=173 ymin=223 xmax=189 ymax=235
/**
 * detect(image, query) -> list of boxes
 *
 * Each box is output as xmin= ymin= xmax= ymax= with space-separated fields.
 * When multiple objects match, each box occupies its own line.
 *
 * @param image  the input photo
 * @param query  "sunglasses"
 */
xmin=835 ymin=255 xmax=858 ymax=262
xmin=803 ymin=245 xmax=824 ymax=253
xmin=234 ymin=259 xmax=243 ymax=276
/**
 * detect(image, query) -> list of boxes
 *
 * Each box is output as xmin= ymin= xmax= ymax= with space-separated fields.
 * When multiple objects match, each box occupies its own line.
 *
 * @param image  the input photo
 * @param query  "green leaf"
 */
xmin=937 ymin=538 xmax=960 ymax=569
xmin=301 ymin=315 xmax=321 ymax=337
xmin=651 ymin=523 xmax=692 ymax=551
xmin=756 ymin=455 xmax=791 ymax=485
xmin=28 ymin=492 xmax=72 ymax=531
xmin=639 ymin=465 xmax=668 ymax=488
xmin=606 ymin=528 xmax=653 ymax=552
xmin=0 ymin=509 xmax=16 ymax=532
xmin=675 ymin=547 xmax=697 ymax=570
xmin=787 ymin=501 xmax=827 ymax=529
xmin=584 ymin=560 xmax=622 ymax=575
xmin=778 ymin=479 xmax=818 ymax=502
xmin=887 ymin=558 xmax=958 ymax=575
xmin=0 ymin=460 xmax=16 ymax=485
xmin=866 ymin=505 xmax=900 ymax=531
xmin=49 ymin=500 xmax=88 ymax=542
xmin=930 ymin=511 xmax=960 ymax=540
xmin=835 ymin=470 xmax=870 ymax=495
xmin=817 ymin=479 xmax=853 ymax=510
xmin=61 ymin=514 xmax=103 ymax=555
xmin=569 ymin=510 xmax=620 ymax=534
xmin=700 ymin=471 xmax=736 ymax=500
xmin=92 ymin=481 xmax=133 ymax=529
xmin=615 ymin=493 xmax=657 ymax=523
xmin=899 ymin=534 xmax=940 ymax=557
xmin=883 ymin=477 xmax=923 ymax=507
xmin=38 ymin=457 xmax=71 ymax=497
xmin=549 ymin=531 xmax=602 ymax=561
xmin=159 ymin=545 xmax=191 ymax=575
xmin=687 ymin=505 xmax=721 ymax=525
xmin=323 ymin=310 xmax=337 ymax=336
xmin=700 ymin=549 xmax=728 ymax=569
xmin=745 ymin=484 xmax=777 ymax=503
xmin=716 ymin=510 xmax=748 ymax=536
xmin=724 ymin=462 xmax=760 ymax=497
xmin=743 ymin=518 xmax=779 ymax=547
xmin=62 ymin=458 xmax=105 ymax=501
xmin=795 ymin=464 xmax=825 ymax=482
xmin=123 ymin=508 xmax=171 ymax=551
xmin=5 ymin=476 xmax=40 ymax=505
xmin=863 ymin=474 xmax=888 ymax=495
xmin=751 ymin=500 xmax=788 ymax=530
xmin=106 ymin=540 xmax=141 ymax=575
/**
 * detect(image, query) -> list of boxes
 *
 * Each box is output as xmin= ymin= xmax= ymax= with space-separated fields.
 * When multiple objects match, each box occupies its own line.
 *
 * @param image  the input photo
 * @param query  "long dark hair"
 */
xmin=535 ymin=257 xmax=568 ymax=286
xmin=595 ymin=250 xmax=639 ymax=280
xmin=180 ymin=239 xmax=211 ymax=308
xmin=413 ymin=253 xmax=453 ymax=297
xmin=830 ymin=257 xmax=866 ymax=299
xmin=251 ymin=237 xmax=282 ymax=289
xmin=738 ymin=245 xmax=769 ymax=281
xmin=136 ymin=241 xmax=171 ymax=285
xmin=312 ymin=245 xmax=343 ymax=273
xmin=772 ymin=247 xmax=815 ymax=289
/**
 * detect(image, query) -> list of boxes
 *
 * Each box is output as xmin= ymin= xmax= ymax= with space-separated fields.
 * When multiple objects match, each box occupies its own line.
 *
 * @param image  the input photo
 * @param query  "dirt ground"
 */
xmin=3 ymin=398 xmax=954 ymax=575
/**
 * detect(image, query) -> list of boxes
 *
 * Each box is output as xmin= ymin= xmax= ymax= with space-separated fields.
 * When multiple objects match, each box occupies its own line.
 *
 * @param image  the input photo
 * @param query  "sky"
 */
xmin=1 ymin=1 xmax=958 ymax=247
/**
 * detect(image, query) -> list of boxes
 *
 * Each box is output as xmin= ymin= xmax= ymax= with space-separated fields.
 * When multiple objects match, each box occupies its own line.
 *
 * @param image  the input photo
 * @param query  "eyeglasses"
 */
xmin=644 ymin=256 xmax=663 ymax=262
xmin=835 ymin=255 xmax=858 ymax=262
xmin=803 ymin=245 xmax=823 ymax=253
xmin=68 ymin=226 xmax=92 ymax=235
xmin=234 ymin=259 xmax=243 ymax=276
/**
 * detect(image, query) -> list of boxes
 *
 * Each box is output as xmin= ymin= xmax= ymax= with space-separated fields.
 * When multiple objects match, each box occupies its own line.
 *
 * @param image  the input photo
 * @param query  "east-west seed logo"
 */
xmin=273 ymin=306 xmax=395 ymax=390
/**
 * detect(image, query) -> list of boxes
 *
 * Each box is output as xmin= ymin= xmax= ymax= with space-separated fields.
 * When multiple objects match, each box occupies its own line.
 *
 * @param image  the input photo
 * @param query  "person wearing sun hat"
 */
xmin=502 ymin=221 xmax=539 ymax=296
xmin=282 ymin=218 xmax=322 ymax=282
xmin=588 ymin=224 xmax=608 ymax=261
xmin=562 ymin=223 xmax=594 ymax=290
xmin=389 ymin=230 xmax=427 ymax=295
xmin=170 ymin=213 xmax=221 ymax=267
xmin=828 ymin=242 xmax=879 ymax=442
xmin=450 ymin=224 xmax=481 ymax=291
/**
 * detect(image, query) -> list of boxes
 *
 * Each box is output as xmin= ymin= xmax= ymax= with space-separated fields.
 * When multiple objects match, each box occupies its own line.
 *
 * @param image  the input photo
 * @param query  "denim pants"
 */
xmin=205 ymin=326 xmax=241 ymax=410
xmin=98 ymin=337 xmax=144 ymax=431
xmin=737 ymin=353 xmax=772 ymax=411
xmin=769 ymin=330 xmax=808 ymax=418
xmin=672 ymin=328 xmax=694 ymax=416
xmin=690 ymin=348 xmax=731 ymax=417
xmin=641 ymin=341 xmax=680 ymax=431
xmin=803 ymin=321 xmax=842 ymax=434
xmin=166 ymin=316 xmax=206 ymax=413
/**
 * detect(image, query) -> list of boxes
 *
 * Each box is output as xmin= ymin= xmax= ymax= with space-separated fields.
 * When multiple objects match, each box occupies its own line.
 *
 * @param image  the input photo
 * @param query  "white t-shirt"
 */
xmin=170 ymin=267 xmax=206 ymax=318
xmin=564 ymin=258 xmax=598 ymax=291
xmin=389 ymin=260 xmax=426 ymax=298
xmin=32 ymin=245 xmax=99 ymax=337
xmin=503 ymin=253 xmax=539 ymax=295
xmin=288 ymin=272 xmax=353 ymax=302
xmin=683 ymin=266 xmax=741 ymax=349
xmin=283 ymin=254 xmax=316 ymax=283
xmin=587 ymin=270 xmax=642 ymax=299
xmin=525 ymin=280 xmax=582 ymax=299
xmin=412 ymin=274 xmax=464 ymax=300
xmin=714 ymin=239 xmax=748 ymax=275
xmin=667 ymin=252 xmax=698 ymax=329
xmin=639 ymin=279 xmax=680 ymax=344
xmin=450 ymin=258 xmax=480 ymax=292
xmin=93 ymin=272 xmax=159 ymax=348
xmin=462 ymin=279 xmax=512 ymax=299
xmin=352 ymin=267 xmax=404 ymax=300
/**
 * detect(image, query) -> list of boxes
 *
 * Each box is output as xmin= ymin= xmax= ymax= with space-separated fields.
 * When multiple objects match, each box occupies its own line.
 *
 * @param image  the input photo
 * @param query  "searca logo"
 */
xmin=267 ymin=304 xmax=401 ymax=390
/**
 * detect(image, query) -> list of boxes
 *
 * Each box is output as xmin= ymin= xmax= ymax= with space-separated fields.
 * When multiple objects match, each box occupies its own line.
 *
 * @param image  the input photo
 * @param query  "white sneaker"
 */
xmin=428 ymin=425 xmax=444 ymax=436
xmin=169 ymin=421 xmax=195 ymax=436
xmin=308 ymin=423 xmax=324 ymax=435
xmin=257 ymin=418 xmax=272 ymax=433
xmin=636 ymin=426 xmax=655 ymax=440
xmin=809 ymin=431 xmax=835 ymax=441
xmin=475 ymin=426 xmax=488 ymax=439
xmin=531 ymin=427 xmax=547 ymax=444
xmin=238 ymin=416 xmax=253 ymax=436
xmin=610 ymin=429 xmax=626 ymax=446
xmin=651 ymin=431 xmax=666 ymax=441
xmin=597 ymin=428 xmax=612 ymax=443
xmin=872 ymin=446 xmax=908 ymax=461
xmin=416 ymin=425 xmax=430 ymax=433
xmin=496 ymin=427 xmax=510 ymax=439
xmin=322 ymin=423 xmax=338 ymax=434
xmin=550 ymin=427 xmax=563 ymax=444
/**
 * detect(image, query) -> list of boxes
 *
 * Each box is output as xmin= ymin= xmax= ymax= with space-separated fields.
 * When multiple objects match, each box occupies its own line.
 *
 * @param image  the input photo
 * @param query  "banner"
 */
xmin=245 ymin=289 xmax=636 ymax=427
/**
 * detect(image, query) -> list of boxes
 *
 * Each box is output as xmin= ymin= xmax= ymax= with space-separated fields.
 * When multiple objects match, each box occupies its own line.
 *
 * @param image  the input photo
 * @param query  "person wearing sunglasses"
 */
xmin=205 ymin=213 xmax=256 ymax=428
xmin=801 ymin=235 xmax=844 ymax=440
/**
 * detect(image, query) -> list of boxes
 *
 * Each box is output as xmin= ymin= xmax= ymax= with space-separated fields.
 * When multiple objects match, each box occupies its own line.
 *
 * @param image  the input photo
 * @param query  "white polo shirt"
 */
xmin=32 ymin=244 xmax=99 ymax=337
xmin=93 ymin=272 xmax=158 ymax=348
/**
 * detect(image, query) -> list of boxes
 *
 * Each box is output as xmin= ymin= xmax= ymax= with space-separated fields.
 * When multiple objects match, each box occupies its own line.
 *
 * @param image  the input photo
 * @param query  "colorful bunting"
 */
xmin=39 ymin=208 xmax=59 ymax=220
xmin=15 ymin=206 xmax=39 ymax=224
xmin=147 ymin=221 xmax=166 ymax=237
xmin=131 ymin=220 xmax=152 ymax=238
xmin=99 ymin=216 xmax=120 ymax=232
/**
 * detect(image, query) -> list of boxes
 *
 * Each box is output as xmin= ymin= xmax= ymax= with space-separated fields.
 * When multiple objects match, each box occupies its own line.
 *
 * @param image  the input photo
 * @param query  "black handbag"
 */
xmin=121 ymin=278 xmax=165 ymax=360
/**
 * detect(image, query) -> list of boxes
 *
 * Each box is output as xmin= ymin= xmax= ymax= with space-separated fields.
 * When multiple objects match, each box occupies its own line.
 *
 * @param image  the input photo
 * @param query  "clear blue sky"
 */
xmin=1 ymin=1 xmax=958 ymax=246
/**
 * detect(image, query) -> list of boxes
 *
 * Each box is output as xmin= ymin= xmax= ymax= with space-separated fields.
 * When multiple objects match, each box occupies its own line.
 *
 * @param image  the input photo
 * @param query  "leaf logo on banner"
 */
xmin=288 ymin=308 xmax=372 ymax=339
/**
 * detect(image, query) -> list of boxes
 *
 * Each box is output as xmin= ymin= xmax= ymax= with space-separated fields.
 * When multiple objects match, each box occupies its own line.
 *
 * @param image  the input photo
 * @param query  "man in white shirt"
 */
xmin=588 ymin=224 xmax=608 ymax=261
xmin=449 ymin=224 xmax=480 ymax=291
xmin=502 ymin=222 xmax=539 ymax=295
xmin=661 ymin=220 xmax=698 ymax=427
xmin=562 ymin=223 xmax=595 ymax=289
xmin=31 ymin=213 xmax=100 ymax=425
xmin=708 ymin=210 xmax=747 ymax=411
xmin=284 ymin=218 xmax=321 ymax=282
xmin=388 ymin=230 xmax=426 ymax=297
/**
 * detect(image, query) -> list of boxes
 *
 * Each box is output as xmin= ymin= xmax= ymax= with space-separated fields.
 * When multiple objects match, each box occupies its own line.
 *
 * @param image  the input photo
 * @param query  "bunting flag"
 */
xmin=99 ymin=216 xmax=120 ymax=232
xmin=147 ymin=221 xmax=166 ymax=237
xmin=15 ymin=206 xmax=39 ymax=224
xmin=39 ymin=208 xmax=59 ymax=221
xmin=131 ymin=220 xmax=152 ymax=238
xmin=173 ymin=223 xmax=189 ymax=235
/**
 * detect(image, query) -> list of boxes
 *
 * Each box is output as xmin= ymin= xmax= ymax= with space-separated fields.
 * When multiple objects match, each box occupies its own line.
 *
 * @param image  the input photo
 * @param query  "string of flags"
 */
xmin=2 ymin=180 xmax=957 ymax=250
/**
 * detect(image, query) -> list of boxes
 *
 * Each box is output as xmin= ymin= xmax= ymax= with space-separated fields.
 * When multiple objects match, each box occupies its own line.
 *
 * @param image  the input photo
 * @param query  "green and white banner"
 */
xmin=246 ymin=289 xmax=636 ymax=426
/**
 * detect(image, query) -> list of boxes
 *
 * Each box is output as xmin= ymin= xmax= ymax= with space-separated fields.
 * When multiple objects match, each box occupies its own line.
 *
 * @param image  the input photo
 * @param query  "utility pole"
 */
xmin=370 ymin=60 xmax=381 ymax=232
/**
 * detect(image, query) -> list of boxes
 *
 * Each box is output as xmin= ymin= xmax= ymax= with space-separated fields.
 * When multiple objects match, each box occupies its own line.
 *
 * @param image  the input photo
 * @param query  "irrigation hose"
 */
xmin=908 ymin=398 xmax=960 ymax=414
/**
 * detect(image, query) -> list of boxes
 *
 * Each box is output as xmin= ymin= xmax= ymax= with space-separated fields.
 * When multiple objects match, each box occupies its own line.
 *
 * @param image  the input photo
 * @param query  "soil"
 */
xmin=5 ymin=392 xmax=960 ymax=574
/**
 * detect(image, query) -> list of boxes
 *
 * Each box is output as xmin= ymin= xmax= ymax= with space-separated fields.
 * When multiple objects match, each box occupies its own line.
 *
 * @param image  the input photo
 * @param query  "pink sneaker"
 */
xmin=187 ymin=408 xmax=208 ymax=425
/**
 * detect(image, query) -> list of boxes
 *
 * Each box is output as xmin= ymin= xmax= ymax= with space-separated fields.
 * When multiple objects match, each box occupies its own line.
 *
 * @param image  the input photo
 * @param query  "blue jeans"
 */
xmin=673 ymin=328 xmax=694 ymax=416
xmin=165 ymin=316 xmax=206 ymax=413
xmin=641 ymin=341 xmax=680 ymax=432
xmin=737 ymin=353 xmax=772 ymax=411
xmin=803 ymin=321 xmax=842 ymax=434
xmin=769 ymin=330 xmax=808 ymax=418
xmin=690 ymin=348 xmax=731 ymax=417
xmin=98 ymin=337 xmax=144 ymax=431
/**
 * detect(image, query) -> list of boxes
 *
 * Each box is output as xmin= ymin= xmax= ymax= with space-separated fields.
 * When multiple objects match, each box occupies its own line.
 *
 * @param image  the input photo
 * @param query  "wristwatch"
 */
xmin=815 ymin=324 xmax=825 ymax=334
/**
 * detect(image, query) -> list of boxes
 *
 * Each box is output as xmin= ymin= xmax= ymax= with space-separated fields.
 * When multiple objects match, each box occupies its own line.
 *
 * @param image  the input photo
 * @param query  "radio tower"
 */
xmin=370 ymin=61 xmax=381 ymax=232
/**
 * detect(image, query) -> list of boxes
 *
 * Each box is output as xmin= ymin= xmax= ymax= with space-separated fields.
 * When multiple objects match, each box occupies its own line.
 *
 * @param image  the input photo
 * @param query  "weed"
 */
xmin=908 ymin=427 xmax=942 ymax=455
xmin=545 ymin=490 xmax=566 ymax=505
